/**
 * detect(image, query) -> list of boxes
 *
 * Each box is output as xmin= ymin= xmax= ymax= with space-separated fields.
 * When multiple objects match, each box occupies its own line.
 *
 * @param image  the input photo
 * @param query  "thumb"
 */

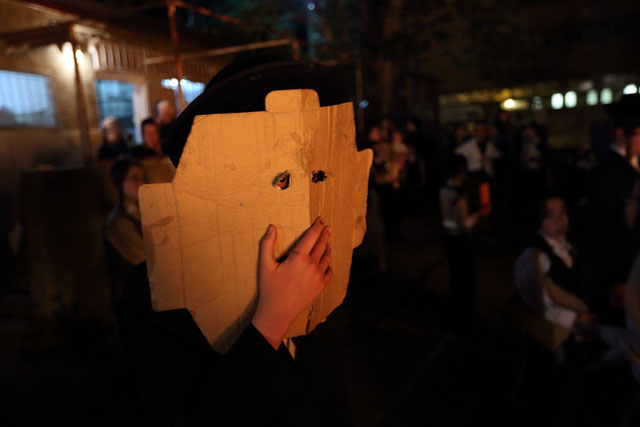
xmin=259 ymin=224 xmax=278 ymax=272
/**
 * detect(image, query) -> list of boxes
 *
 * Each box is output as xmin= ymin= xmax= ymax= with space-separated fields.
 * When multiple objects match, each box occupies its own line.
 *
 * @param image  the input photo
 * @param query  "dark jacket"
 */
xmin=587 ymin=149 xmax=637 ymax=285
xmin=531 ymin=235 xmax=578 ymax=296
xmin=119 ymin=263 xmax=303 ymax=426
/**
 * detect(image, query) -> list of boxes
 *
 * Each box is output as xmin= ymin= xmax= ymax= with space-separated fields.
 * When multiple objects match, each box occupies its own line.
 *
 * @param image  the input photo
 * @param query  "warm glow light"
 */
xmin=500 ymin=98 xmax=528 ymax=110
xmin=62 ymin=42 xmax=74 ymax=65
xmin=503 ymin=98 xmax=515 ymax=109
xmin=623 ymin=84 xmax=638 ymax=95
xmin=75 ymin=49 xmax=83 ymax=61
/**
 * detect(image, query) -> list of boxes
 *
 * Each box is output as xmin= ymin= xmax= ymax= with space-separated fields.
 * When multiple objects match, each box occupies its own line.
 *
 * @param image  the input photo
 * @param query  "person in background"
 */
xmin=455 ymin=122 xmax=500 ymax=214
xmin=156 ymin=100 xmax=177 ymax=154
xmin=440 ymin=154 xmax=490 ymax=323
xmin=586 ymin=119 xmax=640 ymax=324
xmin=517 ymin=124 xmax=548 ymax=226
xmin=104 ymin=159 xmax=148 ymax=308
xmin=515 ymin=196 xmax=589 ymax=323
xmin=98 ymin=116 xmax=129 ymax=160
xmin=131 ymin=118 xmax=163 ymax=158
xmin=455 ymin=121 xmax=500 ymax=179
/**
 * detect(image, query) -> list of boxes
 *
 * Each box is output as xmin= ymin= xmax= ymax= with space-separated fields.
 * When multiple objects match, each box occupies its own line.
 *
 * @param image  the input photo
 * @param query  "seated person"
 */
xmin=104 ymin=159 xmax=147 ymax=307
xmin=131 ymin=118 xmax=164 ymax=158
xmin=515 ymin=195 xmax=590 ymax=350
xmin=583 ymin=251 xmax=640 ymax=383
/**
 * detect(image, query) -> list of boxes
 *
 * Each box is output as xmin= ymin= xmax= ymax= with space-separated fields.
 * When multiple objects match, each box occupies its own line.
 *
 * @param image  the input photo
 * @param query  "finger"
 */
xmin=259 ymin=224 xmax=278 ymax=272
xmin=323 ymin=266 xmax=334 ymax=284
xmin=293 ymin=217 xmax=325 ymax=255
xmin=319 ymin=245 xmax=331 ymax=272
xmin=309 ymin=227 xmax=331 ymax=262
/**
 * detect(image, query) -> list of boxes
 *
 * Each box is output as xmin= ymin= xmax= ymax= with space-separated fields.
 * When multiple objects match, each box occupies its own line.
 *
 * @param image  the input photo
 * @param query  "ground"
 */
xmin=0 ymin=208 xmax=636 ymax=426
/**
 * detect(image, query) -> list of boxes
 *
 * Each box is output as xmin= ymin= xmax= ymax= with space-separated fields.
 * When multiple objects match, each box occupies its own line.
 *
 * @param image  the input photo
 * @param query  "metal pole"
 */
xmin=144 ymin=39 xmax=296 ymax=64
xmin=166 ymin=0 xmax=185 ymax=111
xmin=291 ymin=39 xmax=300 ymax=60
xmin=70 ymin=26 xmax=92 ymax=165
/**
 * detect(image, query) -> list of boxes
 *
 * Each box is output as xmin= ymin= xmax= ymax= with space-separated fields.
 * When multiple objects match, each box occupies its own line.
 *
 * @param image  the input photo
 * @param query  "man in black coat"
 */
xmin=585 ymin=114 xmax=640 ymax=321
xmin=118 ymin=58 xmax=355 ymax=426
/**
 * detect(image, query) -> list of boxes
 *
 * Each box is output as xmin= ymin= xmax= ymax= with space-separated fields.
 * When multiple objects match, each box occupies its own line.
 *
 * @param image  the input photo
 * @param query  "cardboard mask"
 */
xmin=139 ymin=89 xmax=373 ymax=353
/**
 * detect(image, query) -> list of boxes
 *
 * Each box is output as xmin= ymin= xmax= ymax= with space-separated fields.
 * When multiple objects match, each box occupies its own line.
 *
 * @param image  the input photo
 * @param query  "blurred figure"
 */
xmin=586 ymin=252 xmax=640 ymax=383
xmin=514 ymin=196 xmax=593 ymax=359
xmin=585 ymin=121 xmax=640 ymax=322
xmin=98 ymin=116 xmax=129 ymax=160
xmin=104 ymin=159 xmax=148 ymax=308
xmin=455 ymin=121 xmax=500 ymax=179
xmin=455 ymin=122 xmax=500 ymax=213
xmin=367 ymin=125 xmax=384 ymax=148
xmin=0 ymin=188 xmax=21 ymax=295
xmin=380 ymin=118 xmax=395 ymax=142
xmin=372 ymin=129 xmax=408 ymax=242
xmin=131 ymin=118 xmax=163 ymax=158
xmin=156 ymin=100 xmax=177 ymax=154
xmin=440 ymin=154 xmax=490 ymax=323
xmin=517 ymin=124 xmax=548 ymax=226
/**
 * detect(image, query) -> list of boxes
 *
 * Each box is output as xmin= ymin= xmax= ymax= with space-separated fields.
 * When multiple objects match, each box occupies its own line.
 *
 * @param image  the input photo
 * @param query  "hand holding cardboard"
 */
xmin=139 ymin=89 xmax=372 ymax=353
xmin=252 ymin=218 xmax=333 ymax=349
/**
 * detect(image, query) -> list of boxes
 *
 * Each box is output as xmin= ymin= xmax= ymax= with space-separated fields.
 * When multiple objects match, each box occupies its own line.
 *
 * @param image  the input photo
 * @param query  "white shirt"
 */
xmin=455 ymin=138 xmax=500 ymax=176
xmin=537 ymin=233 xmax=577 ymax=329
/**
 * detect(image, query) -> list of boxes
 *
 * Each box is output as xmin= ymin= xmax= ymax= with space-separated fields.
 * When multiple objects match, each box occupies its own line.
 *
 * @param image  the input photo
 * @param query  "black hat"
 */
xmin=166 ymin=58 xmax=352 ymax=166
xmin=604 ymin=93 xmax=640 ymax=132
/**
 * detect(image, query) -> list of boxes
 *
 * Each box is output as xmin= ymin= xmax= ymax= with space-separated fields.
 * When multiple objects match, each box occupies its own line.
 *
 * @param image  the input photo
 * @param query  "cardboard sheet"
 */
xmin=139 ymin=89 xmax=373 ymax=353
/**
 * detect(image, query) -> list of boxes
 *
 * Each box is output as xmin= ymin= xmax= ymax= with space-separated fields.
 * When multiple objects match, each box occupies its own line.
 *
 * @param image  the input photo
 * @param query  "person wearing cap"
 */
xmin=119 ymin=58 xmax=353 ymax=426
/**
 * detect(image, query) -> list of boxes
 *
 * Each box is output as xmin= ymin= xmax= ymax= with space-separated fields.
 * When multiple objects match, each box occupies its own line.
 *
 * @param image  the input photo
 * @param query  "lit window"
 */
xmin=95 ymin=79 xmax=136 ymax=141
xmin=586 ymin=89 xmax=598 ymax=106
xmin=551 ymin=93 xmax=563 ymax=109
xmin=0 ymin=70 xmax=56 ymax=127
xmin=564 ymin=91 xmax=577 ymax=108
xmin=600 ymin=88 xmax=613 ymax=104
xmin=623 ymin=84 xmax=638 ymax=95
xmin=531 ymin=96 xmax=543 ymax=110
xmin=161 ymin=78 xmax=205 ymax=105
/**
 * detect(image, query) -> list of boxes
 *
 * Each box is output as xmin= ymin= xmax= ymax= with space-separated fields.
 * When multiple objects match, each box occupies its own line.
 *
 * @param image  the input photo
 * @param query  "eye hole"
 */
xmin=273 ymin=171 xmax=291 ymax=190
xmin=311 ymin=170 xmax=326 ymax=183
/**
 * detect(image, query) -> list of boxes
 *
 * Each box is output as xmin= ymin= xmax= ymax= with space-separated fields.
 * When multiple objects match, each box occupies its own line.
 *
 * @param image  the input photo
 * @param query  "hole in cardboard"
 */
xmin=273 ymin=171 xmax=291 ymax=190
xmin=311 ymin=170 xmax=327 ymax=183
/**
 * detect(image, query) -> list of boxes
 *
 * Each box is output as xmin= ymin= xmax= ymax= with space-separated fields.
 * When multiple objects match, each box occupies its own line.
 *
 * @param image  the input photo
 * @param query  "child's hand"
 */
xmin=252 ymin=217 xmax=333 ymax=349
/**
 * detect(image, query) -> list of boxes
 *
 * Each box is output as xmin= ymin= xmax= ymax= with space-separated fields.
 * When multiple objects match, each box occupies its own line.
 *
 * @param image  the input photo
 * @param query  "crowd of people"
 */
xmin=363 ymin=96 xmax=640 ymax=423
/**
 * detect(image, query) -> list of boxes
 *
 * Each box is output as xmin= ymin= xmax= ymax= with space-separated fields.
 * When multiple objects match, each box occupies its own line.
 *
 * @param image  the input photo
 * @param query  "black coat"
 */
xmin=119 ymin=263 xmax=304 ymax=426
xmin=587 ymin=150 xmax=637 ymax=286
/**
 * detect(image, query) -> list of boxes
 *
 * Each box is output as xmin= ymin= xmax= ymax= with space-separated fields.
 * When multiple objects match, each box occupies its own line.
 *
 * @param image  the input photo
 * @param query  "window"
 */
xmin=586 ymin=89 xmax=598 ymax=106
xmin=0 ymin=70 xmax=56 ymax=127
xmin=551 ymin=93 xmax=564 ymax=109
xmin=623 ymin=84 xmax=638 ymax=95
xmin=95 ymin=79 xmax=136 ymax=142
xmin=161 ymin=78 xmax=205 ymax=107
xmin=600 ymin=88 xmax=613 ymax=104
xmin=564 ymin=91 xmax=577 ymax=108
xmin=531 ymin=96 xmax=543 ymax=110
